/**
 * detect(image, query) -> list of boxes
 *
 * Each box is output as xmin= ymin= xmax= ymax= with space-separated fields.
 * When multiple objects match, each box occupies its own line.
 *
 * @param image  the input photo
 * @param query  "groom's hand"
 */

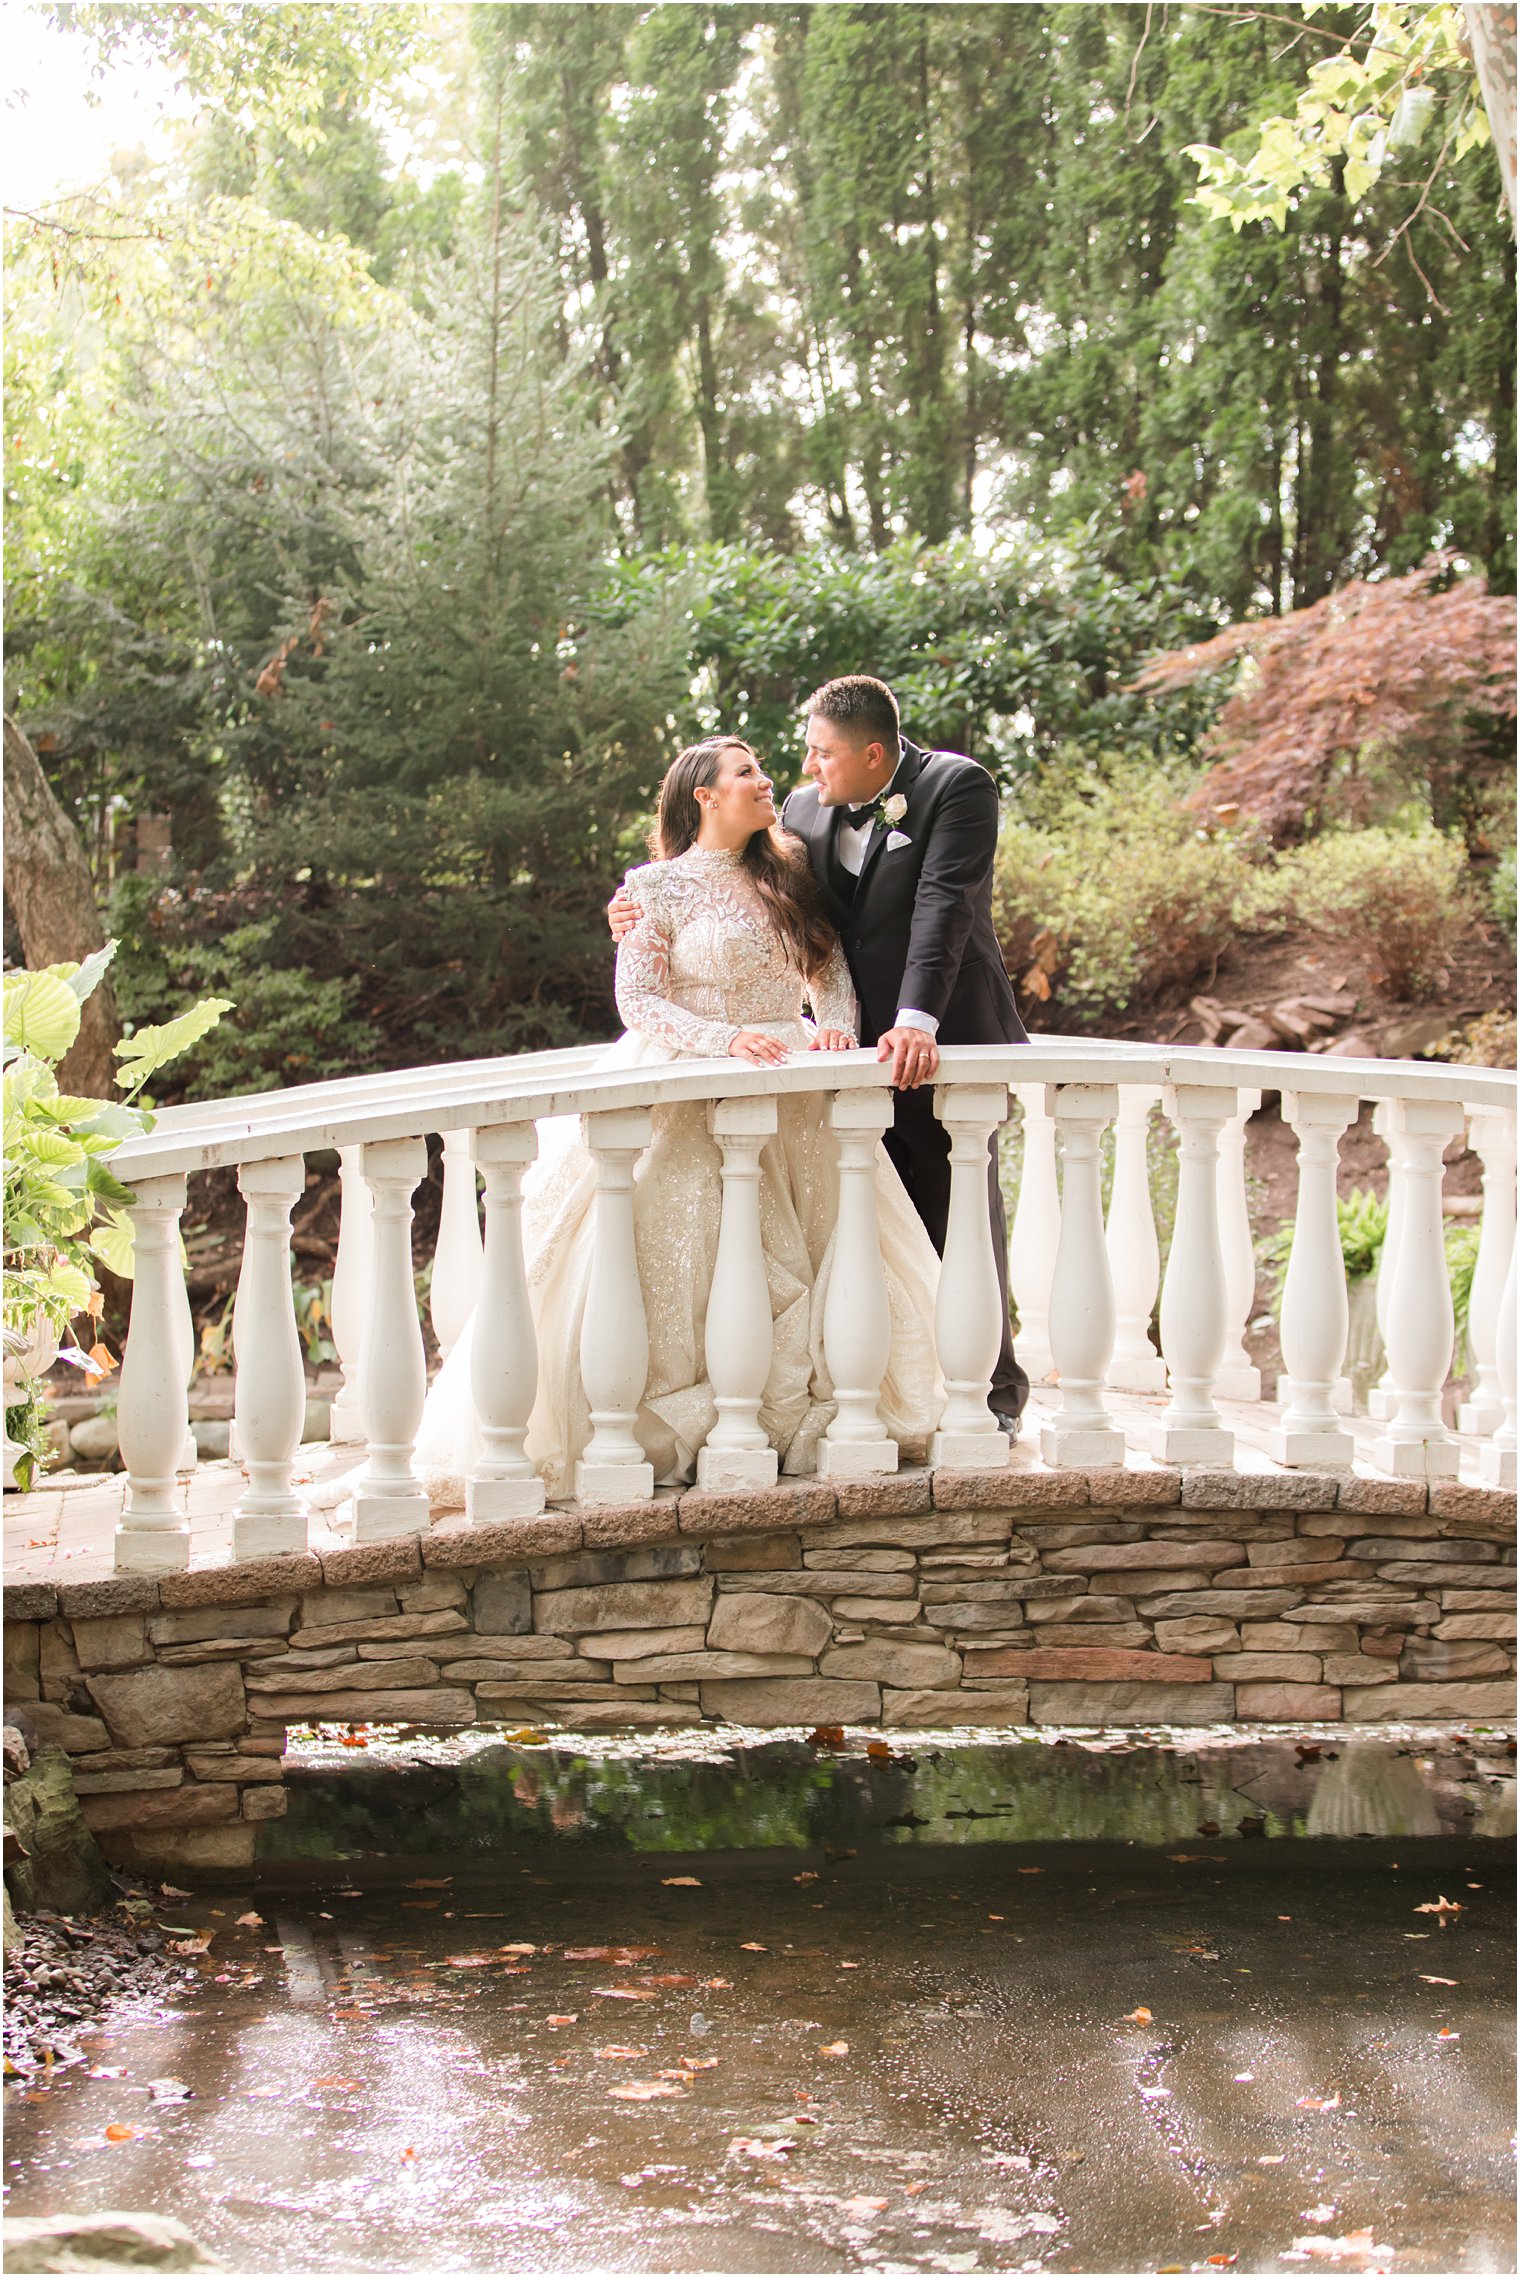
xmin=877 ymin=1025 xmax=939 ymax=1089
xmin=607 ymin=886 xmax=637 ymax=942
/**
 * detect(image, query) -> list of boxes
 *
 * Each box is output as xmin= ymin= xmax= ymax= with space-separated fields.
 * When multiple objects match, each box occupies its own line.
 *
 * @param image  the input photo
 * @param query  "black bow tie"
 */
xmin=843 ymin=802 xmax=878 ymax=828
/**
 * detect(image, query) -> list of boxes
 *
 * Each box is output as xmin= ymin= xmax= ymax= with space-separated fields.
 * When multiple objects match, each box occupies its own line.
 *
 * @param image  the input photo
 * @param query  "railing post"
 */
xmin=1370 ymin=1097 xmax=1463 ymax=1479
xmin=466 ymin=1121 xmax=545 ymax=1522
xmin=1270 ymin=1091 xmax=1357 ymax=1468
xmin=1105 ymin=1084 xmax=1165 ymax=1392
xmin=431 ymin=1127 xmax=485 ymax=1364
xmin=231 ymin=1156 xmax=310 ymax=1556
xmin=819 ymin=1088 xmax=898 ymax=1477
xmin=173 ymin=1262 xmax=198 ymax=1473
xmin=699 ymin=1095 xmax=780 ymax=1490
xmin=1367 ymin=1102 xmax=1406 ymax=1421
xmin=1008 ymin=1082 xmax=1059 ymax=1382
xmin=576 ymin=1106 xmax=656 ymax=1503
xmin=1150 ymin=1082 xmax=1237 ymax=1466
xmin=346 ymin=1136 xmax=431 ymax=1539
xmin=1216 ymin=1086 xmax=1263 ymax=1399
xmin=115 ymin=1173 xmax=192 ymax=1573
xmin=930 ymin=1082 xmax=1011 ymax=1470
xmin=1042 ymin=1083 xmax=1124 ymax=1467
xmin=1479 ymin=1237 xmax=1516 ymax=1489
xmin=328 ymin=1145 xmax=374 ymax=1445
xmin=1458 ymin=1108 xmax=1516 ymax=1438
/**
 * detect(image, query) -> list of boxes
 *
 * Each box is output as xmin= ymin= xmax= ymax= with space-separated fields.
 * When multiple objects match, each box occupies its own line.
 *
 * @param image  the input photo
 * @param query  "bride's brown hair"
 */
xmin=653 ymin=737 xmax=838 ymax=983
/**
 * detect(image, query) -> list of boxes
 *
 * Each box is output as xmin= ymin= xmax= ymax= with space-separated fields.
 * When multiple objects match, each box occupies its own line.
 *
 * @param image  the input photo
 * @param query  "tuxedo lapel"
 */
xmin=852 ymin=741 xmax=926 ymax=898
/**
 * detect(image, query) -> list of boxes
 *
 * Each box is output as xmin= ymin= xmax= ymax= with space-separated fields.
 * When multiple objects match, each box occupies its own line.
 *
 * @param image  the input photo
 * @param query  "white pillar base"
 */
xmin=113 ymin=1522 xmax=190 ymax=1573
xmin=1459 ymin=1394 xmax=1505 ymax=1437
xmin=180 ymin=1430 xmax=199 ymax=1471
xmin=1148 ymin=1420 xmax=1235 ymax=1466
xmin=1479 ymin=1442 xmax=1517 ymax=1488
xmin=466 ymin=1474 xmax=547 ymax=1522
xmin=818 ymin=1438 xmax=898 ymax=1479
xmin=1107 ymin=1354 xmax=1167 ymax=1394
xmin=1369 ymin=1434 xmax=1461 ymax=1480
xmin=345 ymin=1486 xmax=430 ymax=1540
xmin=932 ymin=1427 xmax=1010 ymax=1470
xmin=697 ymin=1445 xmax=778 ymax=1490
xmin=1270 ymin=1424 xmax=1354 ymax=1469
xmin=233 ymin=1508 xmax=309 ymax=1559
xmin=328 ymin=1395 xmax=366 ymax=1446
xmin=1366 ymin=1386 xmax=1397 ymax=1420
xmin=575 ymin=1458 xmax=654 ymax=1504
xmin=1041 ymin=1421 xmax=1125 ymax=1468
xmin=1215 ymin=1363 xmax=1261 ymax=1402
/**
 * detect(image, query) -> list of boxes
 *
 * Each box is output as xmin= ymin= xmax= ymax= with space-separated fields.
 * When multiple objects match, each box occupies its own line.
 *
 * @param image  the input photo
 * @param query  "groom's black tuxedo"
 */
xmin=781 ymin=738 xmax=1030 ymax=1413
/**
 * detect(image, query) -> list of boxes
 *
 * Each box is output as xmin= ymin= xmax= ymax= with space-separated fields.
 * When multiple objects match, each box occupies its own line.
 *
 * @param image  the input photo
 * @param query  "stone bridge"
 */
xmin=5 ymin=1460 xmax=1513 ymax=1877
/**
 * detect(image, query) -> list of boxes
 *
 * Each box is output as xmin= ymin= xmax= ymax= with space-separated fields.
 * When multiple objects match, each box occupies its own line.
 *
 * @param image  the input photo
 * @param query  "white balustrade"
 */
xmin=116 ymin=1173 xmax=193 ymax=1572
xmin=1367 ymin=1102 xmax=1406 ymax=1421
xmin=1216 ymin=1087 xmax=1262 ymax=1400
xmin=576 ymin=1106 xmax=656 ymax=1503
xmin=1458 ymin=1109 xmax=1517 ymax=1438
xmin=173 ymin=1265 xmax=198 ymax=1473
xmin=819 ymin=1088 xmax=897 ymax=1477
xmin=1151 ymin=1083 xmax=1236 ymax=1465
xmin=466 ymin=1120 xmax=545 ymax=1521
xmin=230 ymin=1156 xmax=310 ymax=1556
xmin=699 ymin=1095 xmax=781 ymax=1490
xmin=1042 ymin=1084 xmax=1124 ymax=1467
xmin=1479 ymin=1237 xmax=1516 ymax=1490
xmin=345 ymin=1136 xmax=431 ymax=1538
xmin=1008 ymin=1082 xmax=1059 ymax=1381
xmin=328 ymin=1145 xmax=374 ymax=1445
xmin=431 ymin=1127 xmax=485 ymax=1363
xmin=1370 ymin=1097 xmax=1463 ymax=1479
xmin=930 ymin=1083 xmax=1011 ymax=1470
xmin=1270 ymin=1091 xmax=1357 ymax=1468
xmin=1104 ymin=1084 xmax=1165 ymax=1392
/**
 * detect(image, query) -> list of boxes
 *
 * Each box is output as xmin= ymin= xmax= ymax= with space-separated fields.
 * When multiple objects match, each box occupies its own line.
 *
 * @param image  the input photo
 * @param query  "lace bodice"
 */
xmin=615 ymin=846 xmax=858 ymax=1058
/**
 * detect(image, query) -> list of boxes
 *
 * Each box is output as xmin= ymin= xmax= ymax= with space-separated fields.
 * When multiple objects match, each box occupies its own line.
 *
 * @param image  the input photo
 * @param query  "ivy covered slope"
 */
xmin=2 ymin=948 xmax=228 ymax=1487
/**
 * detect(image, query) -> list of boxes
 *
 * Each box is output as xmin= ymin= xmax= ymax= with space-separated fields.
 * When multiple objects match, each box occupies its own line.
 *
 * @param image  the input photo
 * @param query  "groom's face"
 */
xmin=801 ymin=714 xmax=893 ymax=807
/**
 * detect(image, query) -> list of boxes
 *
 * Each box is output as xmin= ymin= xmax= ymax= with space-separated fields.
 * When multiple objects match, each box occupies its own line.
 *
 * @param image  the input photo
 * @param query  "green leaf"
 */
xmin=43 ymin=941 xmax=118 ymax=1006
xmin=85 ymin=1159 xmax=137 ymax=1208
xmin=114 ymin=997 xmax=233 ymax=1091
xmin=89 ymin=1207 xmax=137 ymax=1279
xmin=21 ymin=1127 xmax=86 ymax=1169
xmin=3 ymin=972 xmax=83 ymax=1063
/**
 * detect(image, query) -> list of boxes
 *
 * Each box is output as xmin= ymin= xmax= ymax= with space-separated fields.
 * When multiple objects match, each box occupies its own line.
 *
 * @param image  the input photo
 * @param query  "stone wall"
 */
xmin=4 ymin=1464 xmax=1514 ymax=1874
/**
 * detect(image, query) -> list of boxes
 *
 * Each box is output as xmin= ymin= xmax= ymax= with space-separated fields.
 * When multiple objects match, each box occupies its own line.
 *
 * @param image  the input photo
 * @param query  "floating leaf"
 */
xmin=103 ymin=2122 xmax=137 ymax=2143
xmin=1418 ymin=1974 xmax=1457 ymax=1985
xmin=740 ymin=1942 xmax=767 ymax=1952
xmin=1413 ymin=1897 xmax=1462 ymax=1916
xmin=661 ymin=1876 xmax=701 ymax=1887
xmin=546 ymin=2014 xmax=578 ymax=2026
xmin=1123 ymin=2007 xmax=1154 ymax=2024
xmin=608 ymin=2080 xmax=684 ymax=2100
xmin=595 ymin=2046 xmax=646 ymax=2060
xmin=819 ymin=2040 xmax=849 ymax=2057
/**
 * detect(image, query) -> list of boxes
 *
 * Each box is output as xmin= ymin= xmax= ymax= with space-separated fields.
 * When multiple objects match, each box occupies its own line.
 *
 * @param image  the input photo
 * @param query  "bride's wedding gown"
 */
xmin=415 ymin=844 xmax=943 ymax=1504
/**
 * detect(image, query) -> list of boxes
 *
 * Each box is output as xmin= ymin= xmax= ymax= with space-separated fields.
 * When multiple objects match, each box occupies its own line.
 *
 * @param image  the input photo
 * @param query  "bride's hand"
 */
xmin=729 ymin=1029 xmax=790 ymax=1066
xmin=809 ymin=1028 xmax=857 ymax=1052
xmin=607 ymin=886 xmax=638 ymax=942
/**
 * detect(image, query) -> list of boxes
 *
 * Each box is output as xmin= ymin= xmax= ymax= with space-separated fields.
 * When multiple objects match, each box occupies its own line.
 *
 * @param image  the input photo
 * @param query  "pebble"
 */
xmin=3 ymin=1901 xmax=182 ymax=2074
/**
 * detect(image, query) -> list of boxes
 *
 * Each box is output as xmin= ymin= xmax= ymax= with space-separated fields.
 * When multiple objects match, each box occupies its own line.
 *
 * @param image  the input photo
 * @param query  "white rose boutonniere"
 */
xmin=882 ymin=793 xmax=909 ymax=826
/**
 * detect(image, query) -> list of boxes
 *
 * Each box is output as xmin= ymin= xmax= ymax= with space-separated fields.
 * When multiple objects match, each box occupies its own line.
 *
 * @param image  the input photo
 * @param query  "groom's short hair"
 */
xmin=806 ymin=674 xmax=900 ymax=751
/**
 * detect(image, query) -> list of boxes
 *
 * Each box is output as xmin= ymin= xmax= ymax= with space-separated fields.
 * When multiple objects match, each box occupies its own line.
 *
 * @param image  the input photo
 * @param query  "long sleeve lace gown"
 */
xmin=415 ymin=845 xmax=943 ymax=1504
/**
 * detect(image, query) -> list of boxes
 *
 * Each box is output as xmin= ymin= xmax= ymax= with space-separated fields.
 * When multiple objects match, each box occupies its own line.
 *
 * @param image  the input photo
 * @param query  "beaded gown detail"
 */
xmin=415 ymin=846 xmax=943 ymax=1503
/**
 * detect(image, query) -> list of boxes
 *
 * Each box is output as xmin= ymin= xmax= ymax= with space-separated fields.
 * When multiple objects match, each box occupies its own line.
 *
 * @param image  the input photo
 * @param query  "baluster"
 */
xmin=1270 ymin=1091 xmax=1357 ymax=1468
xmin=1104 ymin=1084 xmax=1165 ymax=1392
xmin=465 ymin=1121 xmax=545 ymax=1521
xmin=576 ymin=1106 xmax=655 ymax=1503
xmin=1367 ymin=1102 xmax=1406 ymax=1421
xmin=1008 ymin=1082 xmax=1059 ymax=1381
xmin=1150 ymin=1083 xmax=1237 ymax=1465
xmin=345 ymin=1136 xmax=431 ymax=1539
xmin=232 ymin=1156 xmax=310 ymax=1557
xmin=173 ymin=1255 xmax=198 ymax=1472
xmin=930 ymin=1082 xmax=1011 ymax=1469
xmin=819 ymin=1088 xmax=898 ymax=1477
xmin=1458 ymin=1108 xmax=1516 ymax=1438
xmin=699 ymin=1095 xmax=780 ymax=1490
xmin=430 ymin=1127 xmax=485 ymax=1364
xmin=116 ymin=1173 xmax=192 ymax=1572
xmin=1042 ymin=1083 xmax=1124 ymax=1467
xmin=328 ymin=1145 xmax=374 ymax=1445
xmin=1478 ymin=1236 xmax=1516 ymax=1490
xmin=1215 ymin=1086 xmax=1263 ymax=1400
xmin=1370 ymin=1097 xmax=1463 ymax=1479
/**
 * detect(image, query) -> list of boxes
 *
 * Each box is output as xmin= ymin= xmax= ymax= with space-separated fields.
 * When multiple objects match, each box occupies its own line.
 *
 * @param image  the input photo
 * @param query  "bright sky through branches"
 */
xmin=2 ymin=2 xmax=190 ymax=207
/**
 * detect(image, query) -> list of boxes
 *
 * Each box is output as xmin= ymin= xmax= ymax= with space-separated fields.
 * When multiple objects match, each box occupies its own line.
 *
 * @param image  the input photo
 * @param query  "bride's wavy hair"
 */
xmin=653 ymin=737 xmax=838 ymax=983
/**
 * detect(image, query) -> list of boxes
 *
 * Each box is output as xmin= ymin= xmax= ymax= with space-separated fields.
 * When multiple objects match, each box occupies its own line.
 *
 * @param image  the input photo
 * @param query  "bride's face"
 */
xmin=699 ymin=744 xmax=777 ymax=840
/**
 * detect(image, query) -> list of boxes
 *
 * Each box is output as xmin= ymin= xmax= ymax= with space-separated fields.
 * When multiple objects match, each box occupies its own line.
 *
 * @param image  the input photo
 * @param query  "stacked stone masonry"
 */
xmin=4 ymin=1465 xmax=1513 ymax=1873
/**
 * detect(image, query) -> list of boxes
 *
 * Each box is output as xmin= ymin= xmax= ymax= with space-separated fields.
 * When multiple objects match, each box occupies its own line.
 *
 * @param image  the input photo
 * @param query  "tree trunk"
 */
xmin=2 ymin=713 xmax=121 ymax=1099
xmin=1466 ymin=2 xmax=1518 ymax=230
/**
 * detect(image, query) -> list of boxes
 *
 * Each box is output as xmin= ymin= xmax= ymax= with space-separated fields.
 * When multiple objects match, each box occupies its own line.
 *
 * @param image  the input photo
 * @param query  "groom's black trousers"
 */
xmin=881 ymin=1086 xmax=1030 ymax=1418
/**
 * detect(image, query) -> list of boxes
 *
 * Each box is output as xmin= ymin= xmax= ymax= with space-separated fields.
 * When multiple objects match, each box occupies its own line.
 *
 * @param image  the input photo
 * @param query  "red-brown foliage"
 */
xmin=1129 ymin=559 xmax=1517 ymax=844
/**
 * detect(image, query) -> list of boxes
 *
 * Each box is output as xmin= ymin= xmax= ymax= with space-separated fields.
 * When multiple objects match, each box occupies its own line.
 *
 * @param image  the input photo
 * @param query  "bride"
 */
xmin=415 ymin=735 xmax=942 ymax=1504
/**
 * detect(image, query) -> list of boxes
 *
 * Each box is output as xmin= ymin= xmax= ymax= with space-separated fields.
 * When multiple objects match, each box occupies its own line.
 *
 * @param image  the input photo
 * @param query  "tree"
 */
xmin=2 ymin=715 xmax=121 ymax=1097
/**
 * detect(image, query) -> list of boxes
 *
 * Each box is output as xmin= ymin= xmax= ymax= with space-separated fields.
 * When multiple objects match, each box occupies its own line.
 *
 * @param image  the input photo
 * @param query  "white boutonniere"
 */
xmin=882 ymin=792 xmax=909 ymax=826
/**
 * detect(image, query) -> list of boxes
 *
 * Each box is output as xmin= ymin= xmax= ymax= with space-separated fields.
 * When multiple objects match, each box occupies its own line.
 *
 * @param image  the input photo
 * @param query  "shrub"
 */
xmin=1491 ymin=850 xmax=1517 ymax=942
xmin=1278 ymin=824 xmax=1471 ymax=999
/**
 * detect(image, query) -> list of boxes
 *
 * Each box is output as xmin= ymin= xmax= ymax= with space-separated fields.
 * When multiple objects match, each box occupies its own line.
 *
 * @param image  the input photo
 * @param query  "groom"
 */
xmin=784 ymin=675 xmax=1029 ymax=1431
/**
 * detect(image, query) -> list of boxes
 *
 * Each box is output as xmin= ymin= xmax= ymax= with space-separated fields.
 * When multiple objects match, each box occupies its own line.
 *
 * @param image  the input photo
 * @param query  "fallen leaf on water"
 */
xmin=1296 ymin=2092 xmax=1342 ymax=2111
xmin=399 ymin=2147 xmax=416 ymax=2162
xmin=248 ymin=2087 xmax=282 ymax=2099
xmin=680 ymin=2055 xmax=718 ymax=2070
xmin=793 ymin=1872 xmax=819 ymax=1883
xmin=819 ymin=2040 xmax=849 ymax=2057
xmin=1302 ymin=2206 xmax=1338 ymax=2224
xmin=499 ymin=1943 xmax=537 ymax=1957
xmin=561 ymin=1945 xmax=660 ymax=1963
xmin=1413 ymin=1897 xmax=1462 ymax=1916
xmin=1123 ymin=2007 xmax=1153 ymax=2024
xmin=1258 ymin=2155 xmax=1286 ymax=2165
xmin=987 ymin=1913 xmax=1005 ymax=1921
xmin=1206 ymin=2256 xmax=1238 ymax=2268
xmin=839 ymin=1960 xmax=860 ymax=1970
xmin=103 ymin=2123 xmax=137 ymax=2142
xmin=1168 ymin=1853 xmax=1204 ymax=1863
xmin=904 ymin=2180 xmax=930 ymax=2196
xmin=1234 ymin=2072 xmax=1255 ymax=2083
xmin=639 ymin=1974 xmax=696 ymax=1989
xmin=806 ymin=1726 xmax=845 ymax=1747
xmin=845 ymin=2197 xmax=890 ymax=2215
xmin=591 ymin=1987 xmax=656 ymax=2001
xmin=160 ymin=1883 xmax=192 ymax=1900
xmin=702 ymin=1977 xmax=732 ymax=1990
xmin=1279 ymin=2228 xmax=1392 ymax=2268
xmin=595 ymin=2046 xmax=647 ymax=2060
xmin=339 ymin=1733 xmax=368 ymax=1748
xmin=657 ymin=2068 xmax=699 ymax=2082
xmin=88 ymin=2067 xmax=127 ymax=2080
xmin=401 ymin=1901 xmax=439 ymax=1911
xmin=168 ymin=1933 xmax=213 ymax=1956
xmin=445 ymin=1954 xmax=496 ymax=1969
xmin=729 ymin=2136 xmax=793 ymax=2160
xmin=147 ymin=2078 xmax=192 ymax=2103
xmin=740 ymin=1942 xmax=767 ymax=1952
xmin=608 ymin=2081 xmax=684 ymax=2100
xmin=1016 ymin=1866 xmax=1043 ymax=1876
xmin=235 ymin=1912 xmax=263 ymax=1928
xmin=546 ymin=2014 xmax=578 ymax=2026
xmin=331 ymin=2008 xmax=368 ymax=2022
xmin=661 ymin=1876 xmax=701 ymax=1887
xmin=313 ymin=2079 xmax=364 ymax=2091
xmin=407 ymin=1877 xmax=452 ymax=1888
xmin=1418 ymin=1975 xmax=1457 ymax=1986
xmin=1139 ymin=2086 xmax=1172 ymax=2101
xmin=865 ymin=1741 xmax=892 ymax=1761
xmin=1436 ymin=2028 xmax=1460 ymax=2040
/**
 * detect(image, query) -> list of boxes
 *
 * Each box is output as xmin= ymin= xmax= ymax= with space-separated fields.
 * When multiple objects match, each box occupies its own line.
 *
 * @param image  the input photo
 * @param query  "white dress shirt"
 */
xmin=833 ymin=753 xmax=938 ymax=1038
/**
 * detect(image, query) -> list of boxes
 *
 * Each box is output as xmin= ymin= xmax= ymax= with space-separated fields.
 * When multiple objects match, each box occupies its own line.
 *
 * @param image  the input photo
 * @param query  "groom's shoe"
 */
xmin=991 ymin=1409 xmax=1022 ymax=1443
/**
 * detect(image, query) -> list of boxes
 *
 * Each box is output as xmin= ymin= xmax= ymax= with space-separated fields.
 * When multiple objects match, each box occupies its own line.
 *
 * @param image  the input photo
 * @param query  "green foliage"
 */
xmin=1490 ymin=851 xmax=1517 ymax=942
xmin=1279 ymin=823 xmax=1473 ymax=999
xmin=1257 ymin=1187 xmax=1388 ymax=1318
